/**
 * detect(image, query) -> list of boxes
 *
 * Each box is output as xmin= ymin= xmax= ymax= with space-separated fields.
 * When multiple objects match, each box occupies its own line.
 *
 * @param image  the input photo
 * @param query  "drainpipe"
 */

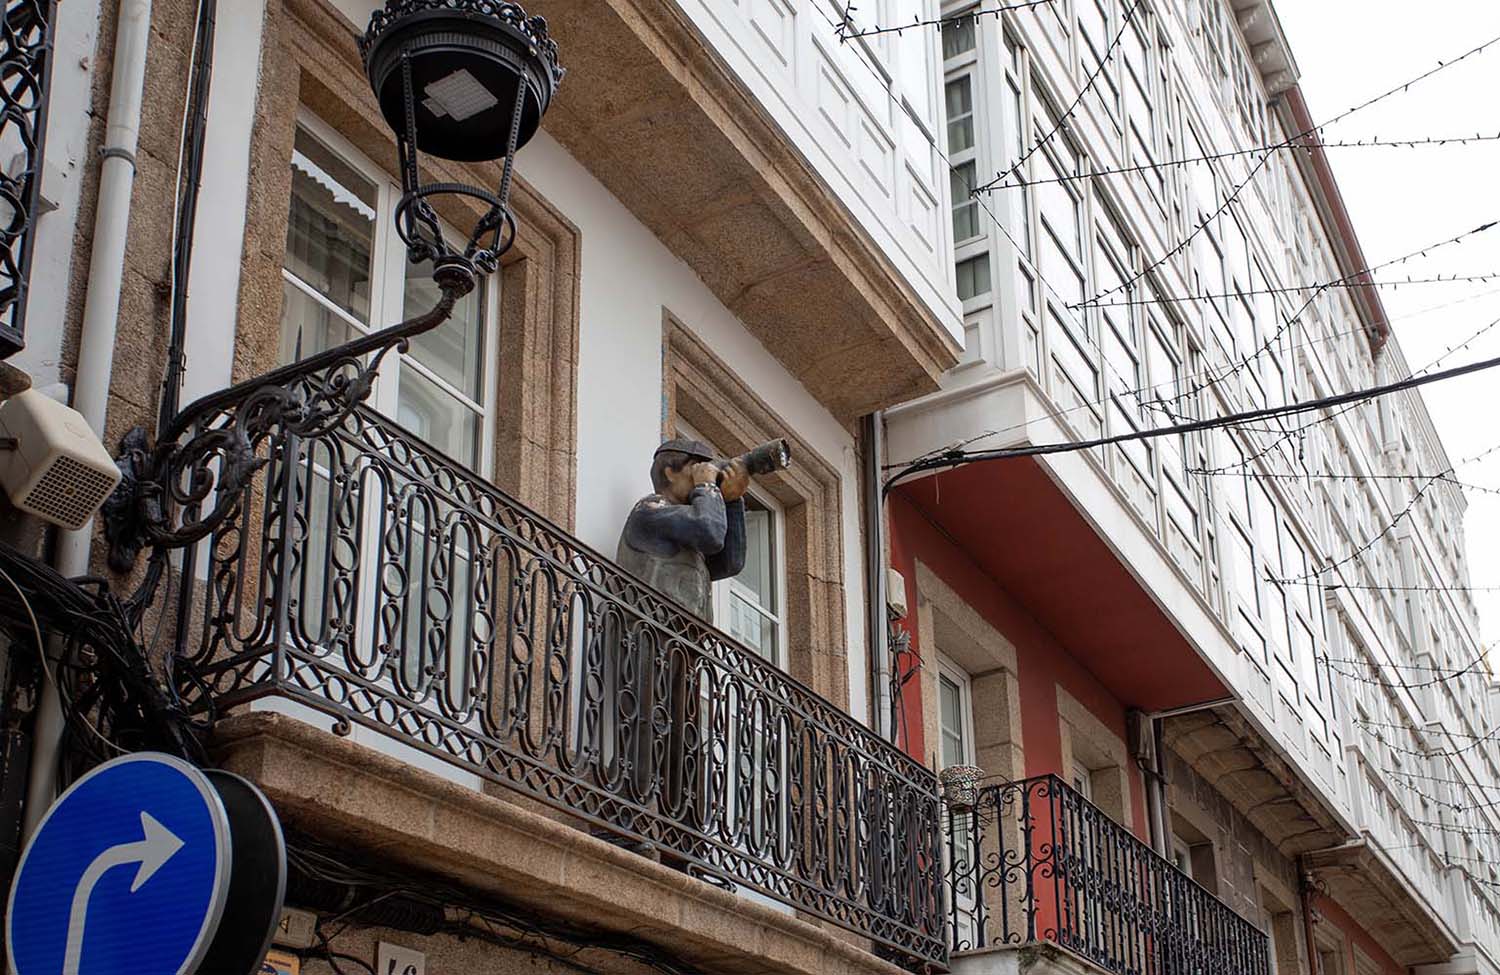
xmin=1135 ymin=710 xmax=1169 ymax=857
xmin=861 ymin=411 xmax=892 ymax=740
xmin=1140 ymin=696 xmax=1234 ymax=857
xmin=1298 ymin=860 xmax=1323 ymax=975
xmin=21 ymin=0 xmax=153 ymax=839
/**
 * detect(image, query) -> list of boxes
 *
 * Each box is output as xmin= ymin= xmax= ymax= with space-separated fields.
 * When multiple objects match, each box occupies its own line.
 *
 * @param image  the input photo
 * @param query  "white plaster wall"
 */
xmin=515 ymin=130 xmax=871 ymax=723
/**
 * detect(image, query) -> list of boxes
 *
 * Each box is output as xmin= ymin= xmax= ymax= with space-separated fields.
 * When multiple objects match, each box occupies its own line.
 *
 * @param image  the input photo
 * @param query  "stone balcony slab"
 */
xmin=213 ymin=711 xmax=914 ymax=975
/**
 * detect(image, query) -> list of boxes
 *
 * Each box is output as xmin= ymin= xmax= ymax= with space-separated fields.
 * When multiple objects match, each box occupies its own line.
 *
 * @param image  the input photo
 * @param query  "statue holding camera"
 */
xmin=616 ymin=436 xmax=791 ymax=621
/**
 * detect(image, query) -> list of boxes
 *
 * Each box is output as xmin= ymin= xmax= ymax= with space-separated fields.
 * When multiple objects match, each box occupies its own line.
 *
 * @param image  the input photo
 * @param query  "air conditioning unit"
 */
xmin=0 ymin=389 xmax=121 ymax=531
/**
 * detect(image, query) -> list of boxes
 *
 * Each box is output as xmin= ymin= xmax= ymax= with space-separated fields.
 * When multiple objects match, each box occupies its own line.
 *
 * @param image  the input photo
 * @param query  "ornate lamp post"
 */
xmin=104 ymin=0 xmax=562 ymax=569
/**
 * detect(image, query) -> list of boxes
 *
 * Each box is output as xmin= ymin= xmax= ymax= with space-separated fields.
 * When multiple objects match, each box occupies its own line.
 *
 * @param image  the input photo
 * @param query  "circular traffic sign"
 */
xmin=6 ymin=753 xmax=231 ymax=975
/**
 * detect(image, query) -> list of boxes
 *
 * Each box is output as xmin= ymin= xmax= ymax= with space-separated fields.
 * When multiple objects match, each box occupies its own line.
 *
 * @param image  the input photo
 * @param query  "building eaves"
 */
xmin=1232 ymin=0 xmax=1300 ymax=95
xmin=1276 ymin=85 xmax=1393 ymax=357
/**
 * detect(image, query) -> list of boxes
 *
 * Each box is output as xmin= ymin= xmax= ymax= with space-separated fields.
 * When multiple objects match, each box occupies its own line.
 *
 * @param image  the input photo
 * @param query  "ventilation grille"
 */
xmin=22 ymin=454 xmax=119 ymax=531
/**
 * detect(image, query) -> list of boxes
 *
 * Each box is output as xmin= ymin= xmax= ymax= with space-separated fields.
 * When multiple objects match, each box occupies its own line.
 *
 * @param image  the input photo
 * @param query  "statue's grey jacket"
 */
xmin=615 ymin=485 xmax=747 ymax=620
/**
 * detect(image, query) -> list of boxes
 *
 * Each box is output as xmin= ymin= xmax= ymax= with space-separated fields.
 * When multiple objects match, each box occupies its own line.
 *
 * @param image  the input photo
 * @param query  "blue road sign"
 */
xmin=6 ymin=752 xmax=232 ymax=975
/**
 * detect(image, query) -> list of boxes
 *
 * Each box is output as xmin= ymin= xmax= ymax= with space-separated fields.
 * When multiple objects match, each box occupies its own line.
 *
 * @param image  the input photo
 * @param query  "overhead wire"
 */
xmin=889 ymin=216 xmax=1498 ymax=477
xmin=1189 ymin=299 xmax=1500 ymax=476
xmin=883 ymin=342 xmax=1500 ymax=492
xmin=822 ymin=3 xmax=1500 ymax=499
xmin=1077 ymin=272 xmax=1500 ymax=309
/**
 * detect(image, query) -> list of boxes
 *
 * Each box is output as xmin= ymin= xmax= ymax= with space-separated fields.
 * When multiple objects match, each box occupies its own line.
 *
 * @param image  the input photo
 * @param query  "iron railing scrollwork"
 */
xmin=944 ymin=775 xmax=1271 ymax=975
xmin=126 ymin=323 xmax=948 ymax=969
xmin=0 ymin=0 xmax=58 ymax=358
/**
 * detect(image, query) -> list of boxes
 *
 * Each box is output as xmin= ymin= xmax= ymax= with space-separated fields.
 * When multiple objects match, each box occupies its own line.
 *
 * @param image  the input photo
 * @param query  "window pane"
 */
xmin=403 ymin=259 xmax=486 ymax=399
xmin=396 ymin=364 xmax=481 ymax=469
xmin=284 ymin=128 xmax=376 ymax=323
xmin=945 ymin=78 xmax=975 ymax=153
xmin=739 ymin=501 xmax=775 ymax=608
xmin=279 ymin=279 xmax=358 ymax=364
xmin=942 ymin=16 xmax=976 ymax=59
xmin=956 ymin=254 xmax=991 ymax=300
xmin=939 ymin=675 xmax=965 ymax=768
xmin=727 ymin=590 xmax=777 ymax=662
xmin=950 ymin=163 xmax=980 ymax=242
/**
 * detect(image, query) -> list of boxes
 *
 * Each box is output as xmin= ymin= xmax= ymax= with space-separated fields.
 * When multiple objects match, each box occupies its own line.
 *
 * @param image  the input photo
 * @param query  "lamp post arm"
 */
xmin=102 ymin=274 xmax=470 ymax=572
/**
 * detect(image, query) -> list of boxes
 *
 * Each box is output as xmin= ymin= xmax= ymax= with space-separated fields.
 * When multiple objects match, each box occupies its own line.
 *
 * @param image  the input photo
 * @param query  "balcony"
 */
xmin=944 ymin=776 xmax=1272 ymax=975
xmin=150 ymin=350 xmax=947 ymax=969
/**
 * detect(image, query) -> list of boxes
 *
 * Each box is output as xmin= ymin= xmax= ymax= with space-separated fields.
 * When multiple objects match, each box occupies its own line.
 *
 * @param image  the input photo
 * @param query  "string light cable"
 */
xmin=813 ymin=7 xmax=1203 ymax=474
xmin=1323 ymin=648 xmax=1494 ymax=692
xmin=1119 ymin=219 xmax=1498 ymax=407
xmin=976 ymin=0 xmax=1144 ymax=192
xmin=883 ymin=341 xmax=1500 ymax=493
xmin=1136 ymin=218 xmax=1500 ymax=468
xmin=1359 ymin=716 xmax=1500 ymax=743
xmin=1267 ymin=441 xmax=1500 ymax=587
xmin=1077 ymin=272 xmax=1500 ymax=309
xmin=983 ymin=131 xmax=1500 ymax=191
xmin=1074 ymin=28 xmax=1500 ymax=309
xmin=1365 ymin=719 xmax=1500 ymax=761
xmin=832 ymin=0 xmax=1059 ymax=42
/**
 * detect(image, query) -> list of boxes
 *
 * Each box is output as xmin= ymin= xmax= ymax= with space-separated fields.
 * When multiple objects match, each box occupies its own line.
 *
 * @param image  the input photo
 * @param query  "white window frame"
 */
xmin=943 ymin=12 xmax=992 ymax=312
xmin=710 ymin=487 xmax=788 ymax=669
xmin=288 ymin=110 xmax=501 ymax=475
xmin=937 ymin=654 xmax=976 ymax=770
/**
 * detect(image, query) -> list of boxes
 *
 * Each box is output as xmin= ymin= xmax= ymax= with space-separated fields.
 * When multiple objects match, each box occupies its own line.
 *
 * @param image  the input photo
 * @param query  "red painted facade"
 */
xmin=888 ymin=461 xmax=1413 ymax=971
xmin=1314 ymin=893 xmax=1406 ymax=975
xmin=888 ymin=483 xmax=1149 ymax=840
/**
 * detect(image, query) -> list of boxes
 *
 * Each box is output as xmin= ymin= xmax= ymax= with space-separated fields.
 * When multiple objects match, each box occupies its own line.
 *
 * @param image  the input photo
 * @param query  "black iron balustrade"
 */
xmin=945 ymin=775 xmax=1271 ymax=975
xmin=134 ymin=343 xmax=947 ymax=969
xmin=0 ymin=0 xmax=58 ymax=359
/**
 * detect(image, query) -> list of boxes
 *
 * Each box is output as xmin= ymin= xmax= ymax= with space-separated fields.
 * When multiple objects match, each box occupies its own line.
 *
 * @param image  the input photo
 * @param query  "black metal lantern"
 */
xmin=360 ymin=0 xmax=564 ymax=289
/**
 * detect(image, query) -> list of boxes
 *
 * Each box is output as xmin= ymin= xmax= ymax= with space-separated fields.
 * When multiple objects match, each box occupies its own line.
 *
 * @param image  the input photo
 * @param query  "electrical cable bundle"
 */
xmin=0 ymin=542 xmax=206 ymax=779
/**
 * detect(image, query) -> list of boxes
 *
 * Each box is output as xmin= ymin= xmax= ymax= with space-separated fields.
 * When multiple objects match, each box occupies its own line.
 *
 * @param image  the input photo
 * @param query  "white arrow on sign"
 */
xmin=62 ymin=811 xmax=184 ymax=975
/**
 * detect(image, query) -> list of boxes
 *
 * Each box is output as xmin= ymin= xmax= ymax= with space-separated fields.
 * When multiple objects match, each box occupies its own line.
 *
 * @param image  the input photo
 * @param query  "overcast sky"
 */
xmin=1276 ymin=1 xmax=1500 ymax=655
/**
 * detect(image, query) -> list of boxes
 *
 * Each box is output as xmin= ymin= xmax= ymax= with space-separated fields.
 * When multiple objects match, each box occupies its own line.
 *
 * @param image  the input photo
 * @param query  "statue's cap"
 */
xmin=654 ymin=437 xmax=715 ymax=462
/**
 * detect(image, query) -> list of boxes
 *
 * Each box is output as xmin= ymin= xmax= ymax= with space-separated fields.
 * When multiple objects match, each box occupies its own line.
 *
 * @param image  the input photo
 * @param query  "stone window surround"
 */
xmin=1057 ymin=685 xmax=1135 ymax=831
xmin=1316 ymin=923 xmax=1351 ymax=975
xmin=1257 ymin=877 xmax=1305 ymax=975
xmin=661 ymin=316 xmax=848 ymax=706
xmin=234 ymin=0 xmax=581 ymax=526
xmin=911 ymin=560 xmax=1025 ymax=782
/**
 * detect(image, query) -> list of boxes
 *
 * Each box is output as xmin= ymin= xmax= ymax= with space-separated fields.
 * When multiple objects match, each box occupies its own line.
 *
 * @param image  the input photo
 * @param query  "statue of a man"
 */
xmin=615 ymin=437 xmax=751 ymax=620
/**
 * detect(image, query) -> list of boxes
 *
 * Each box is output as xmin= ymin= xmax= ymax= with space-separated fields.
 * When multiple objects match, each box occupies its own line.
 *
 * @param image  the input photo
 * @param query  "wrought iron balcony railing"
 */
xmin=0 ymin=0 xmax=58 ymax=358
xmin=137 ymin=346 xmax=947 ymax=969
xmin=946 ymin=775 xmax=1271 ymax=975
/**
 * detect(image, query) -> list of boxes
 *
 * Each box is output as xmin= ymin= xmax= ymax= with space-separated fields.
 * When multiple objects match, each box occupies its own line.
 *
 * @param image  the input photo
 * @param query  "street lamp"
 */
xmin=360 ymin=0 xmax=564 ymax=292
xmin=103 ymin=0 xmax=563 ymax=570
